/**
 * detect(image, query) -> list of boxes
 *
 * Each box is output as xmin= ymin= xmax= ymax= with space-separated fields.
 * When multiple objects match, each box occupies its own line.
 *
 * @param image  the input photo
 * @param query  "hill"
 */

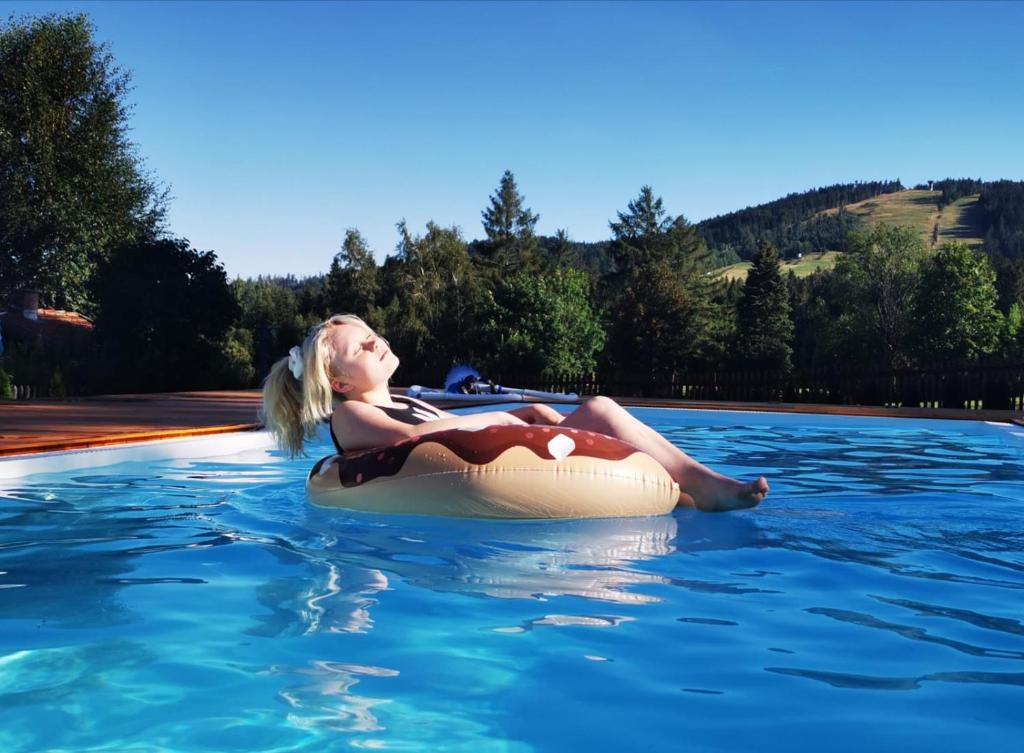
xmin=821 ymin=189 xmax=985 ymax=249
xmin=937 ymin=194 xmax=986 ymax=247
xmin=572 ymin=178 xmax=1023 ymax=282
xmin=709 ymin=184 xmax=997 ymax=281
xmin=695 ymin=180 xmax=903 ymax=263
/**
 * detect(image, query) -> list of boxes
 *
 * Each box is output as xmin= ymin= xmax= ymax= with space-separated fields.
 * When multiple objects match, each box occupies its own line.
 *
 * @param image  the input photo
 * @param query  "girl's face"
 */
xmin=326 ymin=323 xmax=399 ymax=394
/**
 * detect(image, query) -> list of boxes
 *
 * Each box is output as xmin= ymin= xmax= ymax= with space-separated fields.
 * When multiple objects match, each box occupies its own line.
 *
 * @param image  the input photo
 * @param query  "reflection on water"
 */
xmin=277 ymin=659 xmax=399 ymax=734
xmin=270 ymin=505 xmax=775 ymax=639
xmin=246 ymin=513 xmax=691 ymax=639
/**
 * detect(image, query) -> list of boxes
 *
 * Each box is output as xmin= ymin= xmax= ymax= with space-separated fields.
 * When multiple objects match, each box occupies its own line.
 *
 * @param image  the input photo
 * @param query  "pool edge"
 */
xmin=0 ymin=428 xmax=276 ymax=480
xmin=0 ymin=422 xmax=262 ymax=458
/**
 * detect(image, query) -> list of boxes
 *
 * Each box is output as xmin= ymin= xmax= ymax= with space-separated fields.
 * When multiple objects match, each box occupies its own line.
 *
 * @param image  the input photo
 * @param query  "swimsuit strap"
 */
xmin=329 ymin=397 xmax=443 ymax=453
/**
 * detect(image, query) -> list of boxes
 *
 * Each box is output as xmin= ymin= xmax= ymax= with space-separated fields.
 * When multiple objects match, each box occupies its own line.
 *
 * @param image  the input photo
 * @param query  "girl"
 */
xmin=263 ymin=314 xmax=768 ymax=512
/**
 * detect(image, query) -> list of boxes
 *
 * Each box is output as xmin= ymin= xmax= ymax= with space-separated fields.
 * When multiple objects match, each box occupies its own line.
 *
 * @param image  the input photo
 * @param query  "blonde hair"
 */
xmin=260 ymin=314 xmax=379 ymax=458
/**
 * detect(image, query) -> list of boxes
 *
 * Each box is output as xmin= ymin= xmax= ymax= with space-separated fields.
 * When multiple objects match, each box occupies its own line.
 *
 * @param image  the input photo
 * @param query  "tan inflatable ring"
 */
xmin=306 ymin=424 xmax=680 ymax=519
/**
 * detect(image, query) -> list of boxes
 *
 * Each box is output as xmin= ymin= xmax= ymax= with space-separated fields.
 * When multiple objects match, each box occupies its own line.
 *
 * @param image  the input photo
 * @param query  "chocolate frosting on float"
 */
xmin=317 ymin=425 xmax=639 ymax=488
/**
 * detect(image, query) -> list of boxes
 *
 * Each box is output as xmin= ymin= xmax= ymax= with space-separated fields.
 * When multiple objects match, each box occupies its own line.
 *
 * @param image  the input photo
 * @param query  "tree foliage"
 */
xmin=933 ymin=177 xmax=985 ymax=207
xmin=91 ymin=238 xmax=239 ymax=392
xmin=980 ymin=180 xmax=1024 ymax=259
xmin=232 ymin=277 xmax=314 ymax=383
xmin=377 ymin=221 xmax=489 ymax=381
xmin=734 ymin=241 xmax=793 ymax=371
xmin=831 ymin=223 xmax=928 ymax=368
xmin=609 ymin=186 xmax=674 ymax=241
xmin=911 ymin=242 xmax=1002 ymax=362
xmin=323 ymin=228 xmax=379 ymax=318
xmin=478 ymin=170 xmax=540 ymax=275
xmin=485 ymin=267 xmax=604 ymax=377
xmin=992 ymin=256 xmax=1024 ymax=314
xmin=0 ymin=364 xmax=14 ymax=399
xmin=1004 ymin=303 xmax=1024 ymax=360
xmin=0 ymin=13 xmax=166 ymax=312
xmin=603 ymin=187 xmax=724 ymax=378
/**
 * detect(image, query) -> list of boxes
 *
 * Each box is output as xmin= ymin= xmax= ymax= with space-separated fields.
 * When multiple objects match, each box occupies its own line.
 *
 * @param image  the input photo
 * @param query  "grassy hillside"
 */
xmin=714 ymin=251 xmax=841 ymax=282
xmin=711 ymin=187 xmax=989 ymax=281
xmin=822 ymin=189 xmax=985 ymax=249
xmin=936 ymin=194 xmax=985 ymax=247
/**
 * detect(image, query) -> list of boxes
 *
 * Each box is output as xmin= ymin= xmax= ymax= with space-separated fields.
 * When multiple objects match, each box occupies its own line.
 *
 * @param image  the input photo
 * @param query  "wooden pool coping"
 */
xmin=1 ymin=389 xmax=1021 ymax=458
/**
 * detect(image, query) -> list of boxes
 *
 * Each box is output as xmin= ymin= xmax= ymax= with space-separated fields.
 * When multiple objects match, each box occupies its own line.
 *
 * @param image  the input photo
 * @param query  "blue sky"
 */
xmin=5 ymin=0 xmax=1024 ymax=279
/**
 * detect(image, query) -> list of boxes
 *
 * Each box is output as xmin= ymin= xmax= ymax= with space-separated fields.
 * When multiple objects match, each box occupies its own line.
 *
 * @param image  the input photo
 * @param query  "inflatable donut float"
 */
xmin=306 ymin=424 xmax=680 ymax=519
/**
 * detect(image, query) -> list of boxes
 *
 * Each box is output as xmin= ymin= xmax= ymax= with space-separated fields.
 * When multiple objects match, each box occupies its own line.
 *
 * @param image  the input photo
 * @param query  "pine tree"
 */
xmin=609 ymin=186 xmax=672 ymax=244
xmin=479 ymin=170 xmax=540 ymax=274
xmin=734 ymin=241 xmax=794 ymax=371
xmin=549 ymin=228 xmax=574 ymax=269
xmin=323 ymin=229 xmax=379 ymax=318
xmin=603 ymin=187 xmax=724 ymax=380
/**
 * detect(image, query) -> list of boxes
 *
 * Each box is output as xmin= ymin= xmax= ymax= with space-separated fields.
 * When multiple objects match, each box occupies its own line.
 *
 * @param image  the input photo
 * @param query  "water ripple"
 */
xmin=805 ymin=607 xmax=1024 ymax=659
xmin=1 ymin=412 xmax=1023 ymax=752
xmin=766 ymin=666 xmax=1024 ymax=690
xmin=870 ymin=595 xmax=1024 ymax=637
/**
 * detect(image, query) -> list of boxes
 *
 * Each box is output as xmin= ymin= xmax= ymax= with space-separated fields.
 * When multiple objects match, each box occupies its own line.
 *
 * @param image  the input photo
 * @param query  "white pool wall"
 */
xmin=0 ymin=429 xmax=278 ymax=480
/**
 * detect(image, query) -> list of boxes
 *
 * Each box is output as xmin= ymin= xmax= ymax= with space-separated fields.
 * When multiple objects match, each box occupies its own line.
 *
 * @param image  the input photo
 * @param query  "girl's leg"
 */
xmin=509 ymin=404 xmax=565 ymax=425
xmin=558 ymin=397 xmax=768 ymax=512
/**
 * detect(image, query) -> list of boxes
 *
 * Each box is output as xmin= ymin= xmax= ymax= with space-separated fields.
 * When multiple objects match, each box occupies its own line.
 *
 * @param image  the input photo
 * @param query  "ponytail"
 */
xmin=260 ymin=313 xmax=377 ymax=457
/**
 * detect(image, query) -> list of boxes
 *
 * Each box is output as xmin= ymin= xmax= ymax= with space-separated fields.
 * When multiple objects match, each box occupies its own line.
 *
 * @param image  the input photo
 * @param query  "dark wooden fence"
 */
xmin=12 ymin=384 xmax=41 ymax=400
xmin=485 ymin=360 xmax=1024 ymax=411
xmin=6 ymin=362 xmax=1023 ymax=411
xmin=5 ymin=383 xmax=61 ymax=400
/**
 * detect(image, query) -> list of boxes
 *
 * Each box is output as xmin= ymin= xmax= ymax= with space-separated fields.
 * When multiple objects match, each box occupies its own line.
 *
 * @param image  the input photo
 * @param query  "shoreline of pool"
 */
xmin=1 ymin=388 xmax=1021 ymax=458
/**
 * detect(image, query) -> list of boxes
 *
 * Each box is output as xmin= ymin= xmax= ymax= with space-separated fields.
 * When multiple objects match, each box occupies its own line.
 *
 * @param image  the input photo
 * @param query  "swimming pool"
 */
xmin=1 ymin=407 xmax=1022 ymax=752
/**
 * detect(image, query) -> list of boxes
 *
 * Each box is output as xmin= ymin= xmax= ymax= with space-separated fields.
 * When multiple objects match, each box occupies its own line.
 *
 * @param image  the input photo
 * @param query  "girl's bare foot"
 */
xmin=676 ymin=475 xmax=769 ymax=513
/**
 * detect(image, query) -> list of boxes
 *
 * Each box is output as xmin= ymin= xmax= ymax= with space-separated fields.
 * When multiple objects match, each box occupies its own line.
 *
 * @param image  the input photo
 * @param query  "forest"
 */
xmin=2 ymin=14 xmax=1023 ymax=408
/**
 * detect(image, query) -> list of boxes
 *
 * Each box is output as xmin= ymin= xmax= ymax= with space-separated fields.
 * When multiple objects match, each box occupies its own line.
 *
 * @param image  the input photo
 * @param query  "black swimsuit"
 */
xmin=329 ymin=396 xmax=443 ymax=453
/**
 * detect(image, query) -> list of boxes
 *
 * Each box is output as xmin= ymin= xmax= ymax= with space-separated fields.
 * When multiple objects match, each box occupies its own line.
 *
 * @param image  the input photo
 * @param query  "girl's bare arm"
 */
xmin=332 ymin=401 xmax=527 ymax=452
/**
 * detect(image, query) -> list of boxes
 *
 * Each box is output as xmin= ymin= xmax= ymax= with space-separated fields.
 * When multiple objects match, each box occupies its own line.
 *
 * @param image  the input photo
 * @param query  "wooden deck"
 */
xmin=0 ymin=391 xmax=263 ymax=456
xmin=0 ymin=390 xmax=1021 ymax=457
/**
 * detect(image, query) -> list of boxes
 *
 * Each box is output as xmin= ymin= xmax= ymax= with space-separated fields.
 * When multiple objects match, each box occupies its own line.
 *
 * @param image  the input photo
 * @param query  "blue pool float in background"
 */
xmin=407 ymin=364 xmax=580 ymax=403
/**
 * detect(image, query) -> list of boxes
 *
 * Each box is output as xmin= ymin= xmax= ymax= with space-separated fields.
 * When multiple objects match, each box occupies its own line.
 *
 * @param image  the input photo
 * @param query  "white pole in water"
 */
xmin=407 ymin=387 xmax=526 ymax=403
xmin=470 ymin=381 xmax=579 ymax=402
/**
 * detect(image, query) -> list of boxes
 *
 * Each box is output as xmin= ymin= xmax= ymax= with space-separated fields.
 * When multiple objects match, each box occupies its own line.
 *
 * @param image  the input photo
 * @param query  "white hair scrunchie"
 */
xmin=287 ymin=346 xmax=304 ymax=380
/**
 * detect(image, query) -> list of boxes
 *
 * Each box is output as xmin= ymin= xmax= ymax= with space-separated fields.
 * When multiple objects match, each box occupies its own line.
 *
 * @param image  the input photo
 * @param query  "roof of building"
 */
xmin=0 ymin=306 xmax=95 ymax=349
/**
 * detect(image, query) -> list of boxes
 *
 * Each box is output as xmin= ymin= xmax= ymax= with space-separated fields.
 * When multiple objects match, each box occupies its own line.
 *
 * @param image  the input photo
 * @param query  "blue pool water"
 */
xmin=1 ymin=408 xmax=1023 ymax=752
